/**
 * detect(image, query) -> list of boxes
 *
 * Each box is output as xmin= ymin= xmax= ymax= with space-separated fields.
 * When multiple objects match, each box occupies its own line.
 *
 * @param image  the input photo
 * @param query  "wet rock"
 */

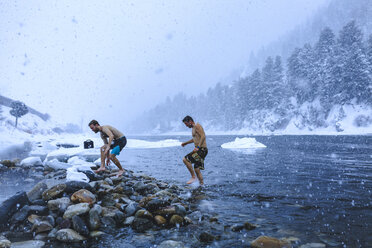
xmin=131 ymin=217 xmax=154 ymax=232
xmin=174 ymin=204 xmax=187 ymax=217
xmin=31 ymin=220 xmax=53 ymax=234
xmin=244 ymin=222 xmax=256 ymax=230
xmin=169 ymin=215 xmax=183 ymax=226
xmin=158 ymin=240 xmax=185 ymax=248
xmin=124 ymin=216 xmax=135 ymax=226
xmin=101 ymin=206 xmax=119 ymax=218
xmin=100 ymin=194 xmax=116 ymax=207
xmin=299 ymin=243 xmax=326 ymax=248
xmin=29 ymin=205 xmax=48 ymax=215
xmin=154 ymin=206 xmax=176 ymax=217
xmin=65 ymin=181 xmax=94 ymax=193
xmin=42 ymin=184 xmax=66 ymax=201
xmin=27 ymin=182 xmax=48 ymax=202
xmin=47 ymin=197 xmax=71 ymax=211
xmin=0 ymin=235 xmax=11 ymax=248
xmin=10 ymin=240 xmax=45 ymax=248
xmin=122 ymin=185 xmax=134 ymax=195
xmin=58 ymin=219 xmax=71 ymax=229
xmin=72 ymin=215 xmax=90 ymax=236
xmin=135 ymin=209 xmax=153 ymax=220
xmin=0 ymin=160 xmax=17 ymax=167
xmin=83 ymin=170 xmax=102 ymax=181
xmin=71 ymin=189 xmax=96 ymax=205
xmin=125 ymin=202 xmax=138 ymax=216
xmin=11 ymin=205 xmax=30 ymax=223
xmin=101 ymin=216 xmax=116 ymax=228
xmin=251 ymin=236 xmax=292 ymax=248
xmin=47 ymin=228 xmax=58 ymax=239
xmin=199 ymin=232 xmax=215 ymax=242
xmin=30 ymin=199 xmax=47 ymax=206
xmin=89 ymin=204 xmax=102 ymax=230
xmin=34 ymin=233 xmax=48 ymax=241
xmin=89 ymin=231 xmax=106 ymax=238
xmin=104 ymin=177 xmax=113 ymax=185
xmin=63 ymin=203 xmax=90 ymax=219
xmin=154 ymin=215 xmax=167 ymax=226
xmin=0 ymin=191 xmax=29 ymax=227
xmin=55 ymin=228 xmax=87 ymax=242
xmin=146 ymin=198 xmax=169 ymax=211
xmin=114 ymin=211 xmax=125 ymax=224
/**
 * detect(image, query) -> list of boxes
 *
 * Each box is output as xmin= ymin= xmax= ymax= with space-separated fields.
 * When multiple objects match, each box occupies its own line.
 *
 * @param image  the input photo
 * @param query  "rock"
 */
xmin=63 ymin=203 xmax=90 ymax=219
xmin=29 ymin=199 xmax=46 ymax=206
xmin=125 ymin=202 xmax=138 ymax=216
xmin=114 ymin=211 xmax=126 ymax=224
xmin=131 ymin=217 xmax=154 ymax=232
xmin=122 ymin=185 xmax=134 ymax=195
xmin=31 ymin=220 xmax=53 ymax=234
xmin=47 ymin=228 xmax=58 ymax=239
xmin=42 ymin=184 xmax=66 ymax=201
xmin=101 ymin=206 xmax=120 ymax=218
xmin=27 ymin=182 xmax=48 ymax=202
xmin=169 ymin=215 xmax=183 ymax=226
xmin=154 ymin=206 xmax=176 ymax=217
xmin=101 ymin=216 xmax=116 ymax=228
xmin=55 ymin=228 xmax=87 ymax=242
xmin=124 ymin=216 xmax=135 ymax=226
xmin=9 ymin=240 xmax=45 ymax=248
xmin=65 ymin=181 xmax=94 ymax=193
xmin=89 ymin=231 xmax=106 ymax=238
xmin=47 ymin=197 xmax=71 ymax=211
xmin=174 ymin=204 xmax=187 ymax=217
xmin=199 ymin=232 xmax=215 ymax=242
xmin=71 ymin=189 xmax=96 ymax=205
xmin=299 ymin=243 xmax=326 ymax=248
xmin=100 ymin=194 xmax=116 ymax=207
xmin=0 ymin=160 xmax=16 ymax=167
xmin=104 ymin=177 xmax=113 ymax=185
xmin=244 ymin=222 xmax=256 ymax=230
xmin=11 ymin=205 xmax=30 ymax=223
xmin=158 ymin=240 xmax=185 ymax=248
xmin=146 ymin=198 xmax=169 ymax=211
xmin=28 ymin=205 xmax=48 ymax=215
xmin=154 ymin=215 xmax=167 ymax=226
xmin=34 ymin=233 xmax=48 ymax=241
xmin=20 ymin=157 xmax=43 ymax=168
xmin=58 ymin=219 xmax=71 ymax=229
xmin=0 ymin=191 xmax=29 ymax=227
xmin=89 ymin=205 xmax=102 ymax=230
xmin=72 ymin=215 xmax=90 ymax=236
xmin=251 ymin=236 xmax=292 ymax=248
xmin=0 ymin=235 xmax=11 ymax=248
xmin=135 ymin=209 xmax=153 ymax=220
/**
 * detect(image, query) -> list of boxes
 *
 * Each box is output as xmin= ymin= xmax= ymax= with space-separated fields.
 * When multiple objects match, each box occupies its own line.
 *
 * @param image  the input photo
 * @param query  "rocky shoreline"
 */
xmin=0 ymin=158 xmax=326 ymax=248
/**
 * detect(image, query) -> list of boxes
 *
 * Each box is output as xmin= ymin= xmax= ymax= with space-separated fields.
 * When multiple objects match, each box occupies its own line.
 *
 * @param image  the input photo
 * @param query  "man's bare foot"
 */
xmin=94 ymin=167 xmax=106 ymax=173
xmin=116 ymin=170 xmax=125 ymax=176
xmin=187 ymin=177 xmax=197 ymax=184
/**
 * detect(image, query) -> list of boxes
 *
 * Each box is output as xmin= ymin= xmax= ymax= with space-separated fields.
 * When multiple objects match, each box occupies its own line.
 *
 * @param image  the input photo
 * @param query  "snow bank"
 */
xmin=221 ymin=137 xmax=266 ymax=149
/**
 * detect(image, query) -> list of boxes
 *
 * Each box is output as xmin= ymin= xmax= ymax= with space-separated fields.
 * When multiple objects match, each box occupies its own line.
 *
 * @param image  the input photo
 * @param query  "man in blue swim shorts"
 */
xmin=89 ymin=120 xmax=127 ymax=176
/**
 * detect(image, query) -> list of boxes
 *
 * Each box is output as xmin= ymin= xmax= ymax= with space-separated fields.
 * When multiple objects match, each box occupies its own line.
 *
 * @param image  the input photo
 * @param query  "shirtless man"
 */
xmin=181 ymin=115 xmax=208 ymax=185
xmin=88 ymin=120 xmax=127 ymax=176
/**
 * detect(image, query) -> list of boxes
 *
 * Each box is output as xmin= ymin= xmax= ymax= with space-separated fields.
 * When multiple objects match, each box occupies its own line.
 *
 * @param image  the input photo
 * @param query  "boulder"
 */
xmin=63 ymin=203 xmax=90 ymax=219
xmin=169 ymin=215 xmax=183 ymax=226
xmin=27 ymin=182 xmax=48 ymax=202
xmin=0 ymin=191 xmax=29 ymax=227
xmin=131 ymin=217 xmax=154 ymax=232
xmin=47 ymin=197 xmax=71 ymax=211
xmin=251 ymin=236 xmax=292 ymax=248
xmin=72 ymin=215 xmax=90 ymax=236
xmin=71 ymin=189 xmax=96 ymax=205
xmin=154 ymin=215 xmax=167 ymax=226
xmin=31 ymin=220 xmax=53 ymax=234
xmin=65 ymin=181 xmax=94 ymax=194
xmin=9 ymin=240 xmax=45 ymax=248
xmin=55 ymin=229 xmax=86 ymax=242
xmin=42 ymin=184 xmax=66 ymax=201
xmin=89 ymin=204 xmax=102 ymax=230
xmin=10 ymin=205 xmax=30 ymax=224
xmin=158 ymin=240 xmax=185 ymax=248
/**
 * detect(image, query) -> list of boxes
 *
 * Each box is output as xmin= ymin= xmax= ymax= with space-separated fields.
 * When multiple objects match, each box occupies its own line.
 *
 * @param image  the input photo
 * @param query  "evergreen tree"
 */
xmin=9 ymin=101 xmax=28 ymax=128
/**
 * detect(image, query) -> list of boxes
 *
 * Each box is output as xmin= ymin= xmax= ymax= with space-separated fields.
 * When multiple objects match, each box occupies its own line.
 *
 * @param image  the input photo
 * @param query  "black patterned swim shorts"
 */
xmin=185 ymin=147 xmax=208 ymax=170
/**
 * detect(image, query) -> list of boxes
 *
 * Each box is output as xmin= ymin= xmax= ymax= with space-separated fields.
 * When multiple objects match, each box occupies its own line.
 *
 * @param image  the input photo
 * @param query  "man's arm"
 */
xmin=102 ymin=127 xmax=115 ymax=152
xmin=181 ymin=139 xmax=194 ymax=147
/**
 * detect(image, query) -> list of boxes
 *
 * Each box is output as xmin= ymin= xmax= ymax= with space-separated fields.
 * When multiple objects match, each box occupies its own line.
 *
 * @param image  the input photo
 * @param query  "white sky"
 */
xmin=0 ymin=0 xmax=328 ymax=131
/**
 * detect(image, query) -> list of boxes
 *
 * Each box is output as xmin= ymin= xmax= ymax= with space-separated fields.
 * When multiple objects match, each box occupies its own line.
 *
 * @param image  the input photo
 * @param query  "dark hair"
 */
xmin=88 ymin=120 xmax=99 ymax=126
xmin=182 ymin=115 xmax=193 ymax=123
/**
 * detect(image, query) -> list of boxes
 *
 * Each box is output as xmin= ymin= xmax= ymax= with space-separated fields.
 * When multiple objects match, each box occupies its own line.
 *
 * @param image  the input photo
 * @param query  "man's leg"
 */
xmin=183 ymin=157 xmax=197 ymax=184
xmin=110 ymin=154 xmax=125 ymax=176
xmin=95 ymin=146 xmax=107 ymax=173
xmin=194 ymin=168 xmax=204 ymax=185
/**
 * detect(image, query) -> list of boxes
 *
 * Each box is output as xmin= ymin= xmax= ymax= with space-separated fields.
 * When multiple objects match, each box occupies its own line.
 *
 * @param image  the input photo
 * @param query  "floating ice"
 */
xmin=221 ymin=137 xmax=266 ymax=149
xmin=20 ymin=156 xmax=43 ymax=167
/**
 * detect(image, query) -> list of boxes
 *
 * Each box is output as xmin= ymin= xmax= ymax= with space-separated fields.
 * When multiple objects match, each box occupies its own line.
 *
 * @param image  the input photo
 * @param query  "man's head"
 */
xmin=182 ymin=115 xmax=194 ymax=128
xmin=88 ymin=120 xmax=100 ymax=133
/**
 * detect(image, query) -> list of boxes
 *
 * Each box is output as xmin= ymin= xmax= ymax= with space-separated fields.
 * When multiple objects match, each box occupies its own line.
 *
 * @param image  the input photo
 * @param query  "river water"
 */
xmin=0 ymin=135 xmax=371 ymax=247
xmin=121 ymin=135 xmax=372 ymax=247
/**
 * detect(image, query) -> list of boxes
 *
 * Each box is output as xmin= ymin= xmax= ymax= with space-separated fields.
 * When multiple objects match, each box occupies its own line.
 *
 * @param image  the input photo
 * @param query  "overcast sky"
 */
xmin=0 ymin=0 xmax=329 ymax=131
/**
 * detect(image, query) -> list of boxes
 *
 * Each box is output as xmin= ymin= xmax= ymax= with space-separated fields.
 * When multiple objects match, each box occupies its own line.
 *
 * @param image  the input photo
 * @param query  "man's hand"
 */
xmin=181 ymin=142 xmax=187 ymax=147
xmin=106 ymin=156 xmax=111 ymax=166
